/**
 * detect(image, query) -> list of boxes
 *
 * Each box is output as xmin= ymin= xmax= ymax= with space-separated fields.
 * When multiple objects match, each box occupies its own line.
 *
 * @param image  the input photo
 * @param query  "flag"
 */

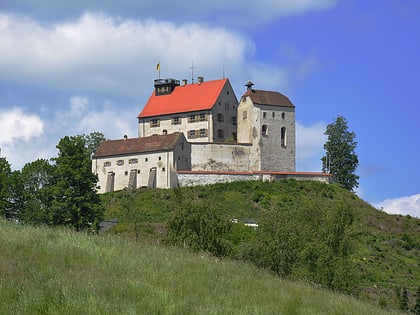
xmin=156 ymin=62 xmax=160 ymax=71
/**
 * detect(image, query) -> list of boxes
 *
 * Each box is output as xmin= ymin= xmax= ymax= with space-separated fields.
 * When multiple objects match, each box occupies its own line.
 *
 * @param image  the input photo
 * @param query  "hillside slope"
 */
xmin=100 ymin=180 xmax=420 ymax=310
xmin=0 ymin=220 xmax=402 ymax=315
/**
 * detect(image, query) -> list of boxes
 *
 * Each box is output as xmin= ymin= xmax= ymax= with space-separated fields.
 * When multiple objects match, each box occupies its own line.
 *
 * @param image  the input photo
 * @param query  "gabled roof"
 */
xmin=93 ymin=132 xmax=184 ymax=158
xmin=242 ymin=89 xmax=294 ymax=108
xmin=138 ymin=78 xmax=229 ymax=118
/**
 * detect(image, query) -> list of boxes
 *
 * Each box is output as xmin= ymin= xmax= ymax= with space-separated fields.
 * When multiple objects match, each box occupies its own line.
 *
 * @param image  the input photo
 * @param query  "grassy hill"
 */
xmin=100 ymin=180 xmax=420 ymax=311
xmin=0 ymin=220 xmax=403 ymax=315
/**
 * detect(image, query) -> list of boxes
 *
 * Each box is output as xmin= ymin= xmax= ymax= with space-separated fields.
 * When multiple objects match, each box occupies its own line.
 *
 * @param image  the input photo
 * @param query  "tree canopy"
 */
xmin=321 ymin=116 xmax=359 ymax=191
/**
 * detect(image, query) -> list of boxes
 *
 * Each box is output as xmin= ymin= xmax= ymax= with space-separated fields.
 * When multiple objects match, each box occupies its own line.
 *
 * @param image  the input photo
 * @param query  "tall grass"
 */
xmin=0 ymin=220 xmax=401 ymax=314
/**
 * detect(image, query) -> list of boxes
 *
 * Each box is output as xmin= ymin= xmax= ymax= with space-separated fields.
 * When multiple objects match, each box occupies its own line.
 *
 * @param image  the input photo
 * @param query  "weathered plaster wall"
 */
xmin=190 ymin=143 xmax=256 ymax=172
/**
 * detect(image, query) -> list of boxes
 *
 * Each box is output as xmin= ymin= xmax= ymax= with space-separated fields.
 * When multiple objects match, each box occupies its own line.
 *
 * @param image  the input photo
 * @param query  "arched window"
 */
xmin=162 ymin=129 xmax=167 ymax=135
xmin=281 ymin=127 xmax=286 ymax=146
xmin=262 ymin=124 xmax=268 ymax=136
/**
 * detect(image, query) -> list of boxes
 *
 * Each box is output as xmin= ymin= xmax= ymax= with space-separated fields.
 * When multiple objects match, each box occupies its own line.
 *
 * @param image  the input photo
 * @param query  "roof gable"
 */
xmin=242 ymin=89 xmax=294 ymax=108
xmin=138 ymin=78 xmax=229 ymax=118
xmin=93 ymin=132 xmax=183 ymax=158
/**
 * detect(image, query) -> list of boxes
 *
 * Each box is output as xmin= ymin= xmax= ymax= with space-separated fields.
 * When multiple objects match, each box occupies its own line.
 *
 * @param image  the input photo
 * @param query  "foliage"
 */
xmin=242 ymin=199 xmax=355 ymax=292
xmin=0 ymin=220 xmax=399 ymax=315
xmin=80 ymin=131 xmax=106 ymax=156
xmin=398 ymin=287 xmax=409 ymax=312
xmin=0 ymin=157 xmax=13 ymax=219
xmin=414 ymin=286 xmax=420 ymax=315
xmin=13 ymin=159 xmax=54 ymax=224
xmin=101 ymin=179 xmax=420 ymax=311
xmin=322 ymin=115 xmax=359 ymax=191
xmin=164 ymin=189 xmax=232 ymax=257
xmin=50 ymin=135 xmax=104 ymax=231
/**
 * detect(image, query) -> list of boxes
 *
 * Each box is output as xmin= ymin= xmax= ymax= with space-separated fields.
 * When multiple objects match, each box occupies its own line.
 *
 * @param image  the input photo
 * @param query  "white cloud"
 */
xmin=375 ymin=194 xmax=420 ymax=218
xmin=0 ymin=107 xmax=44 ymax=144
xmin=0 ymin=13 xmax=253 ymax=97
xmin=296 ymin=121 xmax=326 ymax=171
xmin=0 ymin=0 xmax=339 ymax=26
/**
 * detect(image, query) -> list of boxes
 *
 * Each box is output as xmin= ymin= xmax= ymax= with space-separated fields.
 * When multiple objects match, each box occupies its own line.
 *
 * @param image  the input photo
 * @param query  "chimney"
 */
xmin=197 ymin=76 xmax=204 ymax=84
xmin=182 ymin=79 xmax=188 ymax=86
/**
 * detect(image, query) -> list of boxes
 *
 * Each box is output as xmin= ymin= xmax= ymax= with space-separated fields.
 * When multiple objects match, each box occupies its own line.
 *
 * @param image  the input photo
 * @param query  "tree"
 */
xmin=164 ymin=189 xmax=232 ymax=257
xmin=0 ymin=157 xmax=13 ymax=219
xmin=81 ymin=131 xmax=106 ymax=156
xmin=50 ymin=135 xmax=104 ymax=231
xmin=16 ymin=159 xmax=54 ymax=225
xmin=321 ymin=116 xmax=359 ymax=191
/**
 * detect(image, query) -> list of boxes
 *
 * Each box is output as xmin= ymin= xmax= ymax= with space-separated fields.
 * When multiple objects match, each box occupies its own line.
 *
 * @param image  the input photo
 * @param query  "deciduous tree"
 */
xmin=322 ymin=116 xmax=359 ymax=191
xmin=50 ymin=135 xmax=104 ymax=231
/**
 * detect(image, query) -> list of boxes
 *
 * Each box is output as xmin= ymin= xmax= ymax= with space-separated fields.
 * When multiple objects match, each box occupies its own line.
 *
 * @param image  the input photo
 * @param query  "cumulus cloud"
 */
xmin=296 ymin=121 xmax=326 ymax=171
xmin=0 ymin=107 xmax=44 ymax=144
xmin=0 ymin=13 xmax=253 ymax=97
xmin=375 ymin=194 xmax=420 ymax=218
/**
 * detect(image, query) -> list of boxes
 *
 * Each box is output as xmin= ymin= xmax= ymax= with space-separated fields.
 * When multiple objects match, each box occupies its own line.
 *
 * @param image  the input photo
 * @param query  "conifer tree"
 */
xmin=321 ymin=116 xmax=359 ymax=191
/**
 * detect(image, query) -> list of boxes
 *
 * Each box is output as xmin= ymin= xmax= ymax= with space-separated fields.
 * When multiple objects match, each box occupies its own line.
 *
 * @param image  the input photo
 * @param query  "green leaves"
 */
xmin=164 ymin=189 xmax=232 ymax=257
xmin=322 ymin=116 xmax=359 ymax=191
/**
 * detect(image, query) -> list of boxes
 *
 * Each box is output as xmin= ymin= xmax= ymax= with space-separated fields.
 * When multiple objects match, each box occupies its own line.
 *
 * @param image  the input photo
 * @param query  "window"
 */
xmin=104 ymin=161 xmax=111 ymax=167
xmin=281 ymin=127 xmax=287 ymax=146
xmin=262 ymin=125 xmax=268 ymax=136
xmin=231 ymin=116 xmax=237 ymax=125
xmin=116 ymin=159 xmax=124 ymax=166
xmin=188 ymin=114 xmax=196 ymax=123
xmin=199 ymin=113 xmax=207 ymax=122
xmin=243 ymin=111 xmax=247 ymax=120
xmin=162 ymin=129 xmax=167 ymax=135
xmin=145 ymin=157 xmax=148 ymax=162
xmin=217 ymin=129 xmax=225 ymax=139
xmin=158 ymin=156 xmax=161 ymax=161
xmin=172 ymin=116 xmax=181 ymax=125
xmin=129 ymin=158 xmax=138 ymax=164
xmin=199 ymin=128 xmax=207 ymax=138
xmin=137 ymin=170 xmax=140 ymax=174
xmin=282 ymin=112 xmax=285 ymax=119
xmin=188 ymin=130 xmax=196 ymax=139
xmin=272 ymin=112 xmax=275 ymax=118
xmin=162 ymin=167 xmax=166 ymax=172
xmin=263 ymin=112 xmax=267 ymax=119
xmin=150 ymin=119 xmax=160 ymax=127
xmin=217 ymin=113 xmax=224 ymax=122
xmin=124 ymin=171 xmax=128 ymax=176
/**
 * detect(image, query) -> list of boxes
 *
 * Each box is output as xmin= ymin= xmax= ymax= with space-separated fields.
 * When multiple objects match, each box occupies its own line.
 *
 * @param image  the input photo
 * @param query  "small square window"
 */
xmin=158 ymin=156 xmax=161 ymax=161
xmin=162 ymin=167 xmax=166 ymax=172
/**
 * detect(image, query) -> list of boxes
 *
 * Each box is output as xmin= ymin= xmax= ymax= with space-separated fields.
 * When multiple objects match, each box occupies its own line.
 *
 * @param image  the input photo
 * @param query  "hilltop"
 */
xmin=0 ymin=220 xmax=402 ymax=314
xmin=100 ymin=180 xmax=420 ymax=311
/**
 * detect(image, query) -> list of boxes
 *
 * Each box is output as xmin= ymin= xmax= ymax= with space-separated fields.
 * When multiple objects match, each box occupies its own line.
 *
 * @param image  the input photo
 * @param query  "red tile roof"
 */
xmin=242 ymin=89 xmax=294 ymax=108
xmin=138 ymin=78 xmax=228 ymax=118
xmin=93 ymin=132 xmax=183 ymax=158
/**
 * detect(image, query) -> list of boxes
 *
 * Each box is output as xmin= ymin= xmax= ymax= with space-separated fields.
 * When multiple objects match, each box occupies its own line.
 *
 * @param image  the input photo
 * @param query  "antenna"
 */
xmin=189 ymin=61 xmax=196 ymax=83
xmin=222 ymin=66 xmax=225 ymax=79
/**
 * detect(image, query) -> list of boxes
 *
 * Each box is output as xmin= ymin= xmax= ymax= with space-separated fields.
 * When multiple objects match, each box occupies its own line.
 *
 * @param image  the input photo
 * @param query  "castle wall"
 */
xmin=258 ymin=105 xmax=296 ymax=172
xmin=190 ymin=142 xmax=256 ymax=172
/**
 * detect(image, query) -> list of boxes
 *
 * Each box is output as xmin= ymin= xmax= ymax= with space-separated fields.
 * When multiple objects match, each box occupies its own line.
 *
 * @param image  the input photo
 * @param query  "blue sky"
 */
xmin=0 ymin=0 xmax=419 ymax=217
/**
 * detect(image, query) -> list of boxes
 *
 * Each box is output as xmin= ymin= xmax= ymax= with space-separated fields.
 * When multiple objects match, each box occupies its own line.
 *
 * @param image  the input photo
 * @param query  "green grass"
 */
xmin=100 ymin=180 xmax=420 ymax=310
xmin=0 ymin=220 xmax=402 ymax=314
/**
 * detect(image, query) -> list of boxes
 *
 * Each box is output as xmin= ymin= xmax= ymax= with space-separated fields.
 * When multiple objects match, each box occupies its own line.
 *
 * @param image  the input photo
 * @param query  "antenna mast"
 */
xmin=190 ymin=61 xmax=196 ymax=83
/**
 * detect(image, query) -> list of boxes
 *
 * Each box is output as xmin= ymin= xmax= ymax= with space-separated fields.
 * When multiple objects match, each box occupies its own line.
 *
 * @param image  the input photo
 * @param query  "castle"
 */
xmin=92 ymin=76 xmax=331 ymax=193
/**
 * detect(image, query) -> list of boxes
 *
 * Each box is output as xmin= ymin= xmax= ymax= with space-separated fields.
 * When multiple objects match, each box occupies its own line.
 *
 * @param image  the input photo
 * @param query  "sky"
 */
xmin=0 ymin=0 xmax=419 ymax=217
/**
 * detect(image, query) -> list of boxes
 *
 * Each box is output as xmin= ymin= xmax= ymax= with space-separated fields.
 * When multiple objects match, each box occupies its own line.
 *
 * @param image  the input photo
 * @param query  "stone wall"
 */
xmin=178 ymin=171 xmax=332 ymax=187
